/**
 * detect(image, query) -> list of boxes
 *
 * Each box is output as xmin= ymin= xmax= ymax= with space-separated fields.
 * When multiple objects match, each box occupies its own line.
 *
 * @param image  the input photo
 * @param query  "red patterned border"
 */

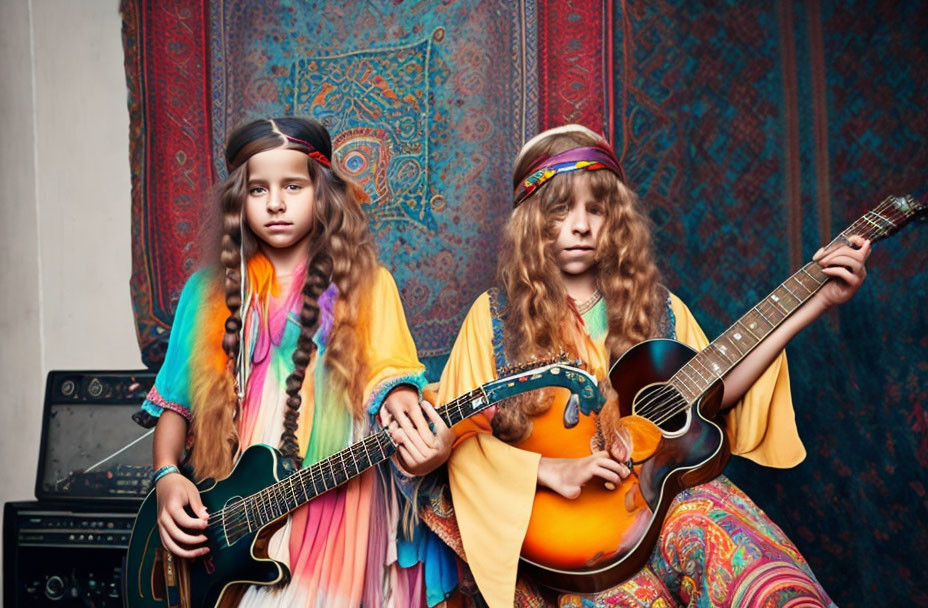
xmin=121 ymin=0 xmax=214 ymax=366
xmin=538 ymin=0 xmax=608 ymax=136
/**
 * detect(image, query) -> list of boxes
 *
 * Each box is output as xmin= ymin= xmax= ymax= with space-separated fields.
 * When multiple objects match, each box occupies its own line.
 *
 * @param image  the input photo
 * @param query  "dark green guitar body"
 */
xmin=124 ymin=445 xmax=289 ymax=608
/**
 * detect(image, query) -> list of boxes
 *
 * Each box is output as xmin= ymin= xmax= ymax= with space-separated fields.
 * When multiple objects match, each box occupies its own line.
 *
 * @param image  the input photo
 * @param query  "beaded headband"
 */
xmin=513 ymin=144 xmax=625 ymax=208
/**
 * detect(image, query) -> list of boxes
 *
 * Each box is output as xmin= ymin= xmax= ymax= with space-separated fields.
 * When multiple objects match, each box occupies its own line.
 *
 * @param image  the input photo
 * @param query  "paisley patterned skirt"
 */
xmin=517 ymin=476 xmax=834 ymax=608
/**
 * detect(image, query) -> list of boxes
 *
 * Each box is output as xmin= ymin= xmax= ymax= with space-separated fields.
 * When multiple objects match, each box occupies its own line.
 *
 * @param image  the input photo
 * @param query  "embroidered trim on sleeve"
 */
xmin=365 ymin=373 xmax=428 ymax=414
xmin=142 ymin=385 xmax=192 ymax=421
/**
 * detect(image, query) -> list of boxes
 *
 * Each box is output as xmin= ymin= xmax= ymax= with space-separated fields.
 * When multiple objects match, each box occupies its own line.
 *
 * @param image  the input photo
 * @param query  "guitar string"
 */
xmin=634 ymin=207 xmax=901 ymax=428
xmin=202 ymin=387 xmax=488 ymax=539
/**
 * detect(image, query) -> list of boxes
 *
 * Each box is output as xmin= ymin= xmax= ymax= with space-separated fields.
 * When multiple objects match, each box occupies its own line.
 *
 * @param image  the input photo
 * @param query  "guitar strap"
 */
xmin=486 ymin=287 xmax=509 ymax=375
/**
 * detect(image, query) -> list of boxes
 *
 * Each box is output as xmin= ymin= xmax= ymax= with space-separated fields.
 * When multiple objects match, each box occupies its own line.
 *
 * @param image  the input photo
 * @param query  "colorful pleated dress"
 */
xmin=436 ymin=290 xmax=835 ymax=608
xmin=141 ymin=255 xmax=451 ymax=607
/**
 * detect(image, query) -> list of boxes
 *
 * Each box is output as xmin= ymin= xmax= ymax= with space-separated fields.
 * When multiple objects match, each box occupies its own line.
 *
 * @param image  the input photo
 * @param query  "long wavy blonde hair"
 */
xmin=190 ymin=117 xmax=377 ymax=479
xmin=492 ymin=125 xmax=665 ymax=443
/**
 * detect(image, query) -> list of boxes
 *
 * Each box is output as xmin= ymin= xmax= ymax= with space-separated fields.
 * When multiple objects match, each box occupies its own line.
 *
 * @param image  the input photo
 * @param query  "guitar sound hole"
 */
xmin=633 ymin=383 xmax=689 ymax=434
xmin=658 ymin=409 xmax=688 ymax=434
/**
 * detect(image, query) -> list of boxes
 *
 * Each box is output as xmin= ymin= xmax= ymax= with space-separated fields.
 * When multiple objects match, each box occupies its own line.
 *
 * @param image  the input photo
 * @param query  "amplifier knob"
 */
xmin=61 ymin=380 xmax=76 ymax=397
xmin=88 ymin=378 xmax=103 ymax=398
xmin=45 ymin=575 xmax=65 ymax=600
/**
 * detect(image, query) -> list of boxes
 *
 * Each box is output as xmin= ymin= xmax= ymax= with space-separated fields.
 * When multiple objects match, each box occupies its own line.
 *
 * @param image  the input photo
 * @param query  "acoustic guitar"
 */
xmin=519 ymin=191 xmax=926 ymax=593
xmin=124 ymin=358 xmax=602 ymax=607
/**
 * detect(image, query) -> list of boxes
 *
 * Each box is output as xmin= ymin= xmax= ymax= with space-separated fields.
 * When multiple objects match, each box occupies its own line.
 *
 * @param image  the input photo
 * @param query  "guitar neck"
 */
xmin=668 ymin=193 xmax=925 ymax=401
xmin=668 ymin=260 xmax=829 ymax=401
xmin=241 ymin=386 xmax=490 ymax=529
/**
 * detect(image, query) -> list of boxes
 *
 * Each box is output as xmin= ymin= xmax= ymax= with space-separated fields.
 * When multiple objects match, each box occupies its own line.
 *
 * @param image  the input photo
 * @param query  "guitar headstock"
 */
xmin=483 ymin=355 xmax=604 ymax=416
xmin=856 ymin=190 xmax=928 ymax=244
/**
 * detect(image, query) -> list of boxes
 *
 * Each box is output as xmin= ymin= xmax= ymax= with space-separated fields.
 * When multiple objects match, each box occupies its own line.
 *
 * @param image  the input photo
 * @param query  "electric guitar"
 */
xmin=518 ymin=191 xmax=927 ymax=593
xmin=124 ymin=358 xmax=602 ymax=608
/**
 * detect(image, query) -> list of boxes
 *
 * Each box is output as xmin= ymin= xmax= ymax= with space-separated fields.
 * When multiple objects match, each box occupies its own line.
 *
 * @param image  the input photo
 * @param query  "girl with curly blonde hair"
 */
xmin=436 ymin=124 xmax=869 ymax=607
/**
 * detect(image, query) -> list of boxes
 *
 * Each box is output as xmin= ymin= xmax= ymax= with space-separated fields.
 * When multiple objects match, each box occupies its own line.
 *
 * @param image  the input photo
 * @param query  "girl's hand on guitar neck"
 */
xmin=537 ymin=452 xmax=633 ymax=500
xmin=812 ymin=235 xmax=870 ymax=310
xmin=380 ymin=386 xmax=453 ymax=477
xmin=156 ymin=473 xmax=210 ymax=559
xmin=720 ymin=235 xmax=870 ymax=409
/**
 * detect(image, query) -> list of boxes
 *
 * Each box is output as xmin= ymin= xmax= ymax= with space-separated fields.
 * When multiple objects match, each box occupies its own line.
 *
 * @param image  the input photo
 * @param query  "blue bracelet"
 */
xmin=152 ymin=465 xmax=180 ymax=484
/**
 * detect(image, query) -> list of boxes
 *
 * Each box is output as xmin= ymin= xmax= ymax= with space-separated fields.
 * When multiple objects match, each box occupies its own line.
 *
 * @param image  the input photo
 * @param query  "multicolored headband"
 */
xmin=283 ymin=134 xmax=332 ymax=168
xmin=513 ymin=144 xmax=625 ymax=207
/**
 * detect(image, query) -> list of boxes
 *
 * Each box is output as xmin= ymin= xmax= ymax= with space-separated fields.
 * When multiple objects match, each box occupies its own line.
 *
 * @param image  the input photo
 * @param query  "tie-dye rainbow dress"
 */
xmin=142 ymin=255 xmax=454 ymax=607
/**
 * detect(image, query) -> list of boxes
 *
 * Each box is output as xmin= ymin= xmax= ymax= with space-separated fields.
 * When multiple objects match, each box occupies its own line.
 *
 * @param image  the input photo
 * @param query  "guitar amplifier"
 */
xmin=3 ymin=501 xmax=136 ymax=607
xmin=35 ymin=369 xmax=157 ymax=503
xmin=3 ymin=370 xmax=158 ymax=607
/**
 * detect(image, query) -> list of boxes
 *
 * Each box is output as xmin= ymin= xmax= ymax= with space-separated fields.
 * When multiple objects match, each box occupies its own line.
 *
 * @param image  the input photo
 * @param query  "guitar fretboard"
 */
xmin=669 ymin=260 xmax=829 ymax=402
xmin=643 ymin=194 xmax=923 ymax=426
xmin=234 ymin=386 xmax=488 ymax=532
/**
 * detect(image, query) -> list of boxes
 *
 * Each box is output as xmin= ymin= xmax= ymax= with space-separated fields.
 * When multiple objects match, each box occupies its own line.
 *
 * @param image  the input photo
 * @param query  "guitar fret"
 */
xmin=312 ymin=467 xmax=326 ymax=494
xmin=365 ymin=438 xmax=379 ymax=467
xmin=297 ymin=470 xmax=311 ymax=501
xmin=804 ymin=263 xmax=828 ymax=284
xmin=746 ymin=309 xmax=773 ymax=335
xmin=758 ymin=298 xmax=786 ymax=323
xmin=374 ymin=432 xmax=389 ymax=462
xmin=270 ymin=491 xmax=282 ymax=519
xmin=345 ymin=445 xmax=359 ymax=476
xmin=671 ymin=377 xmax=697 ymax=402
xmin=327 ymin=455 xmax=339 ymax=487
xmin=785 ymin=276 xmax=808 ymax=299
xmin=703 ymin=346 xmax=728 ymax=376
xmin=353 ymin=442 xmax=371 ymax=470
xmin=792 ymin=273 xmax=816 ymax=295
xmin=721 ymin=332 xmax=745 ymax=357
xmin=243 ymin=500 xmax=253 ymax=532
xmin=868 ymin=210 xmax=895 ymax=233
xmin=689 ymin=357 xmax=716 ymax=386
xmin=319 ymin=461 xmax=331 ymax=491
xmin=676 ymin=364 xmax=699 ymax=389
xmin=684 ymin=363 xmax=707 ymax=392
xmin=736 ymin=319 xmax=760 ymax=343
xmin=258 ymin=493 xmax=269 ymax=525
xmin=771 ymin=287 xmax=799 ymax=312
xmin=287 ymin=477 xmax=301 ymax=506
xmin=712 ymin=341 xmax=735 ymax=365
xmin=781 ymin=282 xmax=800 ymax=301
xmin=861 ymin=213 xmax=888 ymax=235
xmin=446 ymin=403 xmax=460 ymax=427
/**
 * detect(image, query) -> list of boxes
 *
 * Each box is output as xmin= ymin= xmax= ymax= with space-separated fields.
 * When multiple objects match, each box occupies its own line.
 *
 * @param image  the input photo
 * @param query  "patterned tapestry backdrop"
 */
xmin=121 ymin=1 xmax=927 ymax=605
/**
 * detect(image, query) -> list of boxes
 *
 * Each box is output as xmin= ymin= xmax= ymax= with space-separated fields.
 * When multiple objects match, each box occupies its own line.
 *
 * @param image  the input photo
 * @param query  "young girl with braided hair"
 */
xmin=142 ymin=117 xmax=451 ymax=607
xmin=436 ymin=124 xmax=870 ymax=607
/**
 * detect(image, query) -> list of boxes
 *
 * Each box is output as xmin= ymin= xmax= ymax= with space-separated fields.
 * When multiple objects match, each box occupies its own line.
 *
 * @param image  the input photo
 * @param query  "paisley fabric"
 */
xmin=559 ymin=477 xmax=833 ymax=608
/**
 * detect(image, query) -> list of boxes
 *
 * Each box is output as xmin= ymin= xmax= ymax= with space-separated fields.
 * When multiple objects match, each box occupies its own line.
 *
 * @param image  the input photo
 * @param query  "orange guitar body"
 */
xmin=518 ymin=391 xmax=652 ymax=570
xmin=518 ymin=338 xmax=730 ymax=594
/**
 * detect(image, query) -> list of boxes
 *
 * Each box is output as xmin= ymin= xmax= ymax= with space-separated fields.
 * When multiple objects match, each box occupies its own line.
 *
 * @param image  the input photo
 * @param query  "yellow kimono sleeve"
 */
xmin=439 ymin=293 xmax=541 ymax=608
xmin=669 ymin=293 xmax=806 ymax=468
xmin=359 ymin=266 xmax=427 ymax=414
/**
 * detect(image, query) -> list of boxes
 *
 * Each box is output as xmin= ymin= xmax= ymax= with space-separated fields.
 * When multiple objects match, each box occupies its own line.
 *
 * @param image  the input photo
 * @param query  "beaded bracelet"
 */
xmin=151 ymin=465 xmax=180 ymax=484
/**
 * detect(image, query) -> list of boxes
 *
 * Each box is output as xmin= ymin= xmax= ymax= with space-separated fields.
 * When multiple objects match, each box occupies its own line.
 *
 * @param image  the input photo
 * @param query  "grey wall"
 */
xmin=0 ymin=0 xmax=144 ymax=586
